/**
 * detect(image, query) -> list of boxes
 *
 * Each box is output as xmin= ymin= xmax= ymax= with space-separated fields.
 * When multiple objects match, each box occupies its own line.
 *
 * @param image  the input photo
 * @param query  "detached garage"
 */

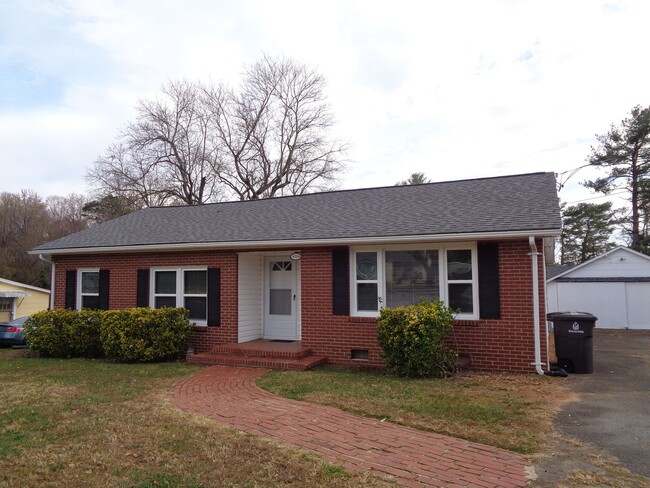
xmin=547 ymin=246 xmax=650 ymax=330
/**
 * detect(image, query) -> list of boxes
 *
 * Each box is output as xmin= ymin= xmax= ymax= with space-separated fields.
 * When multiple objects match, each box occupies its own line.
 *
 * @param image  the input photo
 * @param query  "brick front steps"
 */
xmin=187 ymin=339 xmax=328 ymax=371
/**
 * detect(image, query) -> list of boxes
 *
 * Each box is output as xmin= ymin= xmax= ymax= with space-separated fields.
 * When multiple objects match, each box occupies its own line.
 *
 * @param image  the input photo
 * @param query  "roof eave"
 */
xmin=546 ymin=245 xmax=650 ymax=282
xmin=0 ymin=278 xmax=51 ymax=294
xmin=32 ymin=228 xmax=562 ymax=256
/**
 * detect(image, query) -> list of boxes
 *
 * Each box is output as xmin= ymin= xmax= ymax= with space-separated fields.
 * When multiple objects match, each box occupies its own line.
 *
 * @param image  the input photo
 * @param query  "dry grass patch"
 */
xmin=564 ymin=467 xmax=649 ymax=488
xmin=0 ymin=350 xmax=392 ymax=488
xmin=531 ymin=431 xmax=649 ymax=488
xmin=257 ymin=367 xmax=573 ymax=453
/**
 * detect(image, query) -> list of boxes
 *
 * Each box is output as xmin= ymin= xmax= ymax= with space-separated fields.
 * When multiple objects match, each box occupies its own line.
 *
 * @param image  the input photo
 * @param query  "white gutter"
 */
xmin=39 ymin=254 xmax=55 ymax=310
xmin=528 ymin=236 xmax=544 ymax=375
xmin=30 ymin=229 xmax=562 ymax=256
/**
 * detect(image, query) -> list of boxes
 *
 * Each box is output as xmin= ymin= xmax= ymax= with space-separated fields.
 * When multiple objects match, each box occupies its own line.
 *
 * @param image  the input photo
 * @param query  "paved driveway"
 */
xmin=555 ymin=329 xmax=650 ymax=478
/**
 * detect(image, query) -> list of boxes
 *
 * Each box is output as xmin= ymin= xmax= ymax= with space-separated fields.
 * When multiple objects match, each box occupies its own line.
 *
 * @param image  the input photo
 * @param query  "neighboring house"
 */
xmin=547 ymin=246 xmax=650 ymax=330
xmin=0 ymin=278 xmax=50 ymax=323
xmin=31 ymin=172 xmax=561 ymax=372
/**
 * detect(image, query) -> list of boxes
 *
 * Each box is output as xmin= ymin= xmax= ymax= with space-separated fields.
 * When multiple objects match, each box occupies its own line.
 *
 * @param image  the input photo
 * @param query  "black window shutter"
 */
xmin=65 ymin=270 xmax=77 ymax=310
xmin=478 ymin=242 xmax=501 ymax=319
xmin=136 ymin=269 xmax=150 ymax=308
xmin=98 ymin=269 xmax=110 ymax=310
xmin=332 ymin=248 xmax=350 ymax=315
xmin=207 ymin=268 xmax=221 ymax=327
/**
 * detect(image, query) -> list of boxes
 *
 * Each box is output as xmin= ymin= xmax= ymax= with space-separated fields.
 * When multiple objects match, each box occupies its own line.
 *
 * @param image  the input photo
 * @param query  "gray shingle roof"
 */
xmin=546 ymin=264 xmax=575 ymax=279
xmin=34 ymin=172 xmax=561 ymax=253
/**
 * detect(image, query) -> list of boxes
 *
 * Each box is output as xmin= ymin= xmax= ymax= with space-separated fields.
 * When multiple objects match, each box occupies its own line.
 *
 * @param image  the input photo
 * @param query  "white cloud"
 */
xmin=0 ymin=0 xmax=649 ymax=211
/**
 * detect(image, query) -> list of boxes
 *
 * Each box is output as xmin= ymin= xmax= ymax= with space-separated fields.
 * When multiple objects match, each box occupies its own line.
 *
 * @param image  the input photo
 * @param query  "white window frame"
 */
xmin=150 ymin=267 xmax=208 ymax=326
xmin=350 ymin=249 xmax=384 ymax=317
xmin=77 ymin=268 xmax=100 ymax=311
xmin=443 ymin=244 xmax=480 ymax=318
xmin=350 ymin=243 xmax=479 ymax=320
xmin=0 ymin=297 xmax=12 ymax=311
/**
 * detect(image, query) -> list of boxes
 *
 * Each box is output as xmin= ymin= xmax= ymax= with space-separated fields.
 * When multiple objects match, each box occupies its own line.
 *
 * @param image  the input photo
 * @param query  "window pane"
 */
xmin=272 ymin=261 xmax=292 ymax=271
xmin=356 ymin=252 xmax=377 ymax=280
xmin=155 ymin=296 xmax=177 ymax=309
xmin=155 ymin=271 xmax=177 ymax=294
xmin=357 ymin=283 xmax=378 ymax=311
xmin=0 ymin=298 xmax=11 ymax=311
xmin=81 ymin=295 xmax=100 ymax=310
xmin=269 ymin=289 xmax=292 ymax=315
xmin=184 ymin=270 xmax=207 ymax=294
xmin=81 ymin=272 xmax=99 ymax=294
xmin=449 ymin=284 xmax=473 ymax=313
xmin=385 ymin=250 xmax=439 ymax=308
xmin=184 ymin=296 xmax=207 ymax=320
xmin=447 ymin=250 xmax=472 ymax=280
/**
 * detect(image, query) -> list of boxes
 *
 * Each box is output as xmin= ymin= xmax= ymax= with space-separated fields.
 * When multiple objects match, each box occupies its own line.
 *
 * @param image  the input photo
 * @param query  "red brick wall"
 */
xmin=52 ymin=251 xmax=239 ymax=352
xmin=452 ymin=240 xmax=549 ymax=372
xmin=52 ymin=238 xmax=548 ymax=373
xmin=298 ymin=240 xmax=548 ymax=373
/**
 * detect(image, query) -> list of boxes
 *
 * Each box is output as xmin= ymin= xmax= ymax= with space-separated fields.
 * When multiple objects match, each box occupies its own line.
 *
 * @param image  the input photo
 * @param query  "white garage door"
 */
xmin=547 ymin=281 xmax=650 ymax=330
xmin=625 ymin=283 xmax=650 ymax=329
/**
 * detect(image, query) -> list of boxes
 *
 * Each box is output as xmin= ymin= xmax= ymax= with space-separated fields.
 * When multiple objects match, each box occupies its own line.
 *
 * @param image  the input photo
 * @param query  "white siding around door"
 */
xmin=238 ymin=253 xmax=263 ymax=343
xmin=264 ymin=257 xmax=299 ymax=340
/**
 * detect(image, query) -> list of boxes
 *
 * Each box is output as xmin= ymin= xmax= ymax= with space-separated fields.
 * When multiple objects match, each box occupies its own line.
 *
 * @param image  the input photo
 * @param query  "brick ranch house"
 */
xmin=32 ymin=172 xmax=561 ymax=373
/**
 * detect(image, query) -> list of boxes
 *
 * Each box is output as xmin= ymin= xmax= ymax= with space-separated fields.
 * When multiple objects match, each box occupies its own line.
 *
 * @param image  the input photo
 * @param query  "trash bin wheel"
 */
xmin=557 ymin=357 xmax=574 ymax=374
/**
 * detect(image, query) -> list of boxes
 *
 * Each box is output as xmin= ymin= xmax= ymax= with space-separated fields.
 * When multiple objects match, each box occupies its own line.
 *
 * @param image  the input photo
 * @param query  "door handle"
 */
xmin=293 ymin=294 xmax=296 ymax=301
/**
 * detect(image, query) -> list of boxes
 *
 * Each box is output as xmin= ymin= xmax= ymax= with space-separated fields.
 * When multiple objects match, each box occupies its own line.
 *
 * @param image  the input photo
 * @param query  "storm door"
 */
xmin=263 ymin=257 xmax=298 ymax=340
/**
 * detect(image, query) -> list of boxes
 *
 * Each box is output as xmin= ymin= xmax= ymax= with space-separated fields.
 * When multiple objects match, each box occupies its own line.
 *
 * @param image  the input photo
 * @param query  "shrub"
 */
xmin=24 ymin=308 xmax=191 ymax=363
xmin=100 ymin=308 xmax=191 ymax=362
xmin=376 ymin=300 xmax=458 ymax=378
xmin=25 ymin=309 xmax=103 ymax=358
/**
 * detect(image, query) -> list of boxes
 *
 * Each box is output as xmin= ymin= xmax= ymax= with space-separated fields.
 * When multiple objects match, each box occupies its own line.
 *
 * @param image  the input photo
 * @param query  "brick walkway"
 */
xmin=171 ymin=366 xmax=530 ymax=487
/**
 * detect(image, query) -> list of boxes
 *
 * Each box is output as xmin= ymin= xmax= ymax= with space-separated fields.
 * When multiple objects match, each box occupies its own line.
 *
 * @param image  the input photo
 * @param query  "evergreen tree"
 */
xmin=585 ymin=105 xmax=650 ymax=250
xmin=560 ymin=202 xmax=619 ymax=264
xmin=396 ymin=172 xmax=431 ymax=185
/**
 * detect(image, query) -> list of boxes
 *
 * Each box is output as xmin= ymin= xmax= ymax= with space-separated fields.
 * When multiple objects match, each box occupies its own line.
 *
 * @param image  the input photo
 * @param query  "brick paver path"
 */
xmin=172 ymin=366 xmax=530 ymax=487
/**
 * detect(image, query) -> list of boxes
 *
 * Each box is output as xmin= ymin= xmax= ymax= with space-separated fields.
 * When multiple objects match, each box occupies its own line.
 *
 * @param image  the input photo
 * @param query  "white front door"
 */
xmin=264 ymin=257 xmax=298 ymax=340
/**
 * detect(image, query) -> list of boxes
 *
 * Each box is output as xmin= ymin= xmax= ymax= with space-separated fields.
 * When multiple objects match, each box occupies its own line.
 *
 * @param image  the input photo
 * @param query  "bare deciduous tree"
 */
xmin=204 ymin=56 xmax=346 ymax=200
xmin=0 ymin=191 xmax=92 ymax=287
xmin=88 ymin=57 xmax=346 ymax=205
xmin=46 ymin=194 xmax=88 ymax=236
xmin=88 ymin=80 xmax=223 ymax=206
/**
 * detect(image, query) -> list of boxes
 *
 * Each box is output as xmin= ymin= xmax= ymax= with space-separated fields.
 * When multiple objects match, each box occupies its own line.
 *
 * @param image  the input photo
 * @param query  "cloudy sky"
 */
xmin=1 ymin=0 xmax=649 ymax=207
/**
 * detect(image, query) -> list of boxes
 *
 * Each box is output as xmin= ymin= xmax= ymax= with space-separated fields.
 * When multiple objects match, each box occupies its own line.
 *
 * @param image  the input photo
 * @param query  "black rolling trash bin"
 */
xmin=547 ymin=312 xmax=597 ymax=374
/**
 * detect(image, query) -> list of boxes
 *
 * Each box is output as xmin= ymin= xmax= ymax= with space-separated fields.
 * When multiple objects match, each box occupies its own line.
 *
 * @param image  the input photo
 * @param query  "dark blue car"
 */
xmin=0 ymin=316 xmax=29 ymax=347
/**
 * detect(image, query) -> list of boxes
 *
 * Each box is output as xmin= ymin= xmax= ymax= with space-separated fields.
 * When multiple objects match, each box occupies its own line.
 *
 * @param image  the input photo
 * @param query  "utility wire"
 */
xmin=563 ymin=191 xmax=628 ymax=205
xmin=556 ymin=164 xmax=591 ymax=191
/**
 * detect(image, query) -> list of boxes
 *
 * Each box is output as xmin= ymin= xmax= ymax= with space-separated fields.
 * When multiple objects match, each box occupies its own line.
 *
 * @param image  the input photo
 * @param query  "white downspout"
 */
xmin=39 ymin=254 xmax=55 ymax=310
xmin=528 ymin=237 xmax=544 ymax=375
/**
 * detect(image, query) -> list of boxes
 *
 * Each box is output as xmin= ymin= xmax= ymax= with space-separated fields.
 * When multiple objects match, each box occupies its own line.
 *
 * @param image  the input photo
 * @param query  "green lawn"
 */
xmin=0 ymin=350 xmax=391 ymax=488
xmin=257 ymin=366 xmax=565 ymax=454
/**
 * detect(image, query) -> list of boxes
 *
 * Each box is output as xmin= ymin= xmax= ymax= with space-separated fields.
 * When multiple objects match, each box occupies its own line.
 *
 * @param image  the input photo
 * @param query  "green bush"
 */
xmin=24 ymin=308 xmax=191 ymax=362
xmin=376 ymin=300 xmax=458 ymax=378
xmin=100 ymin=308 xmax=191 ymax=362
xmin=25 ymin=308 xmax=103 ymax=358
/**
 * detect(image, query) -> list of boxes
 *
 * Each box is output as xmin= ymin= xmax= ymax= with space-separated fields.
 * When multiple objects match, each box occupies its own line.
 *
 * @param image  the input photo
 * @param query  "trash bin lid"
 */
xmin=546 ymin=311 xmax=598 ymax=321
